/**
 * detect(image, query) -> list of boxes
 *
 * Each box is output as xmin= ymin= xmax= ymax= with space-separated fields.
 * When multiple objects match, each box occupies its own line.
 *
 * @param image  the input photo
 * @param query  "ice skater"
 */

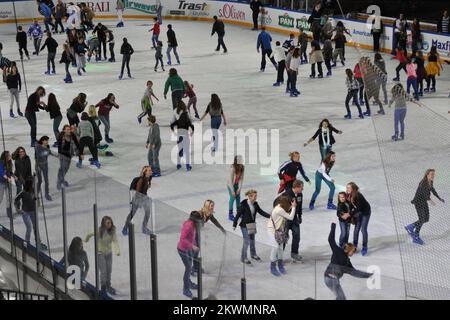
xmin=56 ymin=125 xmax=81 ymax=190
xmin=273 ymin=179 xmax=305 ymax=262
xmin=93 ymin=22 xmax=108 ymax=60
xmin=211 ymin=16 xmax=227 ymax=53
xmin=277 ymin=151 xmax=310 ymax=194
xmin=0 ymin=151 xmax=14 ymax=210
xmin=76 ymin=112 xmax=101 ymax=169
xmin=233 ymin=189 xmax=270 ymax=264
xmin=27 ymin=20 xmax=43 ymax=56
xmin=45 ymin=93 xmax=63 ymax=146
xmin=150 ymin=17 xmax=160 ymax=49
xmin=331 ymin=32 xmax=345 ymax=67
xmin=309 ymin=40 xmax=324 ymax=78
xmin=271 ymin=41 xmax=286 ymax=86
xmin=146 ymin=115 xmax=161 ymax=177
xmin=164 ymin=68 xmax=184 ymax=110
xmin=6 ymin=64 xmax=23 ymax=118
xmin=118 ymin=38 xmax=134 ymax=79
xmin=256 ymin=27 xmax=277 ymax=72
xmin=85 ymin=216 xmax=120 ymax=298
xmin=166 ymin=24 xmax=180 ymax=65
xmin=60 ymin=43 xmax=74 ymax=83
xmin=392 ymin=48 xmax=407 ymax=81
xmin=170 ymin=101 xmax=194 ymax=171
xmin=16 ymin=26 xmax=30 ymax=60
xmin=107 ymin=30 xmax=115 ymax=62
xmin=138 ymin=80 xmax=159 ymax=123
xmin=414 ymin=50 xmax=426 ymax=96
xmin=40 ymin=32 xmax=58 ymax=75
xmin=347 ymin=182 xmax=371 ymax=256
xmin=374 ymin=53 xmax=388 ymax=103
xmin=267 ymin=196 xmax=296 ymax=276
xmin=325 ymin=223 xmax=372 ymax=300
xmin=405 ymin=169 xmax=445 ymax=245
xmin=122 ymin=166 xmax=153 ymax=235
xmin=116 ymin=0 xmax=124 ymax=27
xmin=95 ymin=93 xmax=120 ymax=143
xmin=304 ymin=119 xmax=343 ymax=160
xmin=344 ymin=68 xmax=363 ymax=119
xmin=12 ymin=147 xmax=32 ymax=195
xmin=323 ymin=39 xmax=333 ymax=76
xmin=177 ymin=211 xmax=201 ymax=298
xmin=35 ymin=136 xmax=53 ymax=201
xmin=297 ymin=27 xmax=308 ymax=64
xmin=74 ymin=37 xmax=88 ymax=76
xmin=424 ymin=46 xmax=442 ymax=93
xmin=336 ymin=192 xmax=353 ymax=248
xmin=227 ymin=155 xmax=245 ymax=221
xmin=183 ymin=81 xmax=199 ymax=119
xmin=67 ymin=93 xmax=87 ymax=126
xmin=14 ymin=179 xmax=48 ymax=250
xmin=308 ymin=151 xmax=337 ymax=211
xmin=25 ymin=86 xmax=47 ymax=147
xmin=405 ymin=58 xmax=419 ymax=100
xmin=288 ymin=47 xmax=301 ymax=97
xmin=388 ymin=83 xmax=418 ymax=141
xmin=359 ymin=57 xmax=385 ymax=115
xmin=199 ymin=93 xmax=227 ymax=153
xmin=154 ymin=41 xmax=164 ymax=72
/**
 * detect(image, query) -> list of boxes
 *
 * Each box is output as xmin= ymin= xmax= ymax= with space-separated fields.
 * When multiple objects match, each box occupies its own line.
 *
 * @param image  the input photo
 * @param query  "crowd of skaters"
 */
xmin=0 ymin=0 xmax=449 ymax=301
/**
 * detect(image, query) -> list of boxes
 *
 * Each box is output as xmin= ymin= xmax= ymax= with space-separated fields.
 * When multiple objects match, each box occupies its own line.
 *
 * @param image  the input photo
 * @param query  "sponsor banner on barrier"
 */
xmin=217 ymin=2 xmax=247 ymax=21
xmin=0 ymin=0 xmax=448 ymax=59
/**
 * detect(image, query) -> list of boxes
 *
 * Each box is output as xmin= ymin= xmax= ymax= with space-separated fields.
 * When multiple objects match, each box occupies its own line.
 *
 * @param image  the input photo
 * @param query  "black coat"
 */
xmin=412 ymin=180 xmax=442 ymax=205
xmin=350 ymin=193 xmax=371 ymax=217
xmin=233 ymin=199 xmax=270 ymax=228
xmin=212 ymin=20 xmax=225 ymax=36
xmin=120 ymin=42 xmax=134 ymax=55
xmin=311 ymin=126 xmax=340 ymax=147
xmin=167 ymin=29 xmax=178 ymax=47
xmin=13 ymin=156 xmax=32 ymax=182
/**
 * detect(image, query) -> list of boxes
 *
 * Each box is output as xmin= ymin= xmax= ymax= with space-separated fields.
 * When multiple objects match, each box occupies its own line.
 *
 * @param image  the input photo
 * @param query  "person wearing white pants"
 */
xmin=170 ymin=101 xmax=194 ymax=171
xmin=66 ymin=3 xmax=81 ymax=30
xmin=116 ymin=0 xmax=125 ymax=27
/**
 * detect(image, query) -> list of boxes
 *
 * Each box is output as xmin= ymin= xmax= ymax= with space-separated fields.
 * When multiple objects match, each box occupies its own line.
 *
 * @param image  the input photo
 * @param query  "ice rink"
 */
xmin=0 ymin=18 xmax=449 ymax=300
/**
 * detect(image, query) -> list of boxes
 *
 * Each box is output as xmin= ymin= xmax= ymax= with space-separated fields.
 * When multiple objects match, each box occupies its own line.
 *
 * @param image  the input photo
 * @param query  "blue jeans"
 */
xmin=22 ymin=211 xmax=36 ymax=244
xmin=353 ymin=212 xmax=371 ymax=248
xmin=339 ymin=221 xmax=350 ymax=247
xmin=406 ymin=77 xmax=419 ymax=100
xmin=311 ymin=171 xmax=335 ymax=203
xmin=320 ymin=145 xmax=332 ymax=161
xmin=285 ymin=220 xmax=300 ymax=254
xmin=240 ymin=227 xmax=256 ymax=261
xmin=394 ymin=108 xmax=407 ymax=137
xmin=167 ymin=46 xmax=180 ymax=64
xmin=325 ymin=275 xmax=346 ymax=300
xmin=211 ymin=116 xmax=222 ymax=150
xmin=152 ymin=34 xmax=159 ymax=49
xmin=227 ymin=184 xmax=240 ymax=213
xmin=178 ymin=249 xmax=193 ymax=291
xmin=147 ymin=143 xmax=161 ymax=174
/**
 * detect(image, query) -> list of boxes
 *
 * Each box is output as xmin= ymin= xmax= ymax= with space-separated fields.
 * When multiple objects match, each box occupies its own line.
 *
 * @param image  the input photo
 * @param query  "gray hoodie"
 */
xmin=78 ymin=120 xmax=94 ymax=139
xmin=147 ymin=123 xmax=161 ymax=146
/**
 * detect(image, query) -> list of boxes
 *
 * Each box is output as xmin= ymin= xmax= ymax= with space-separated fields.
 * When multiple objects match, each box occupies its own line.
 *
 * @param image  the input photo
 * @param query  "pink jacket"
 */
xmin=406 ymin=63 xmax=417 ymax=78
xmin=177 ymin=220 xmax=197 ymax=251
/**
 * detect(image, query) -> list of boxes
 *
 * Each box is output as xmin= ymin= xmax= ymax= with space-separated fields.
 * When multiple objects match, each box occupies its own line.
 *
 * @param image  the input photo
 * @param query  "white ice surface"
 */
xmin=0 ymin=19 xmax=449 ymax=300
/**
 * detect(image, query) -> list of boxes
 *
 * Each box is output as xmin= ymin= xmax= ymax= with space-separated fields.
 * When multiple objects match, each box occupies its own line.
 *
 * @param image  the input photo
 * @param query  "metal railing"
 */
xmin=0 ymin=288 xmax=49 ymax=300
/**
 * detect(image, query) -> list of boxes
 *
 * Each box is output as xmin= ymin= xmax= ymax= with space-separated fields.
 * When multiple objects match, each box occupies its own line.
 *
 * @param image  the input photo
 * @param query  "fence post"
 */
xmin=150 ymin=233 xmax=158 ymax=300
xmin=61 ymin=187 xmax=68 ymax=294
xmin=93 ymin=204 xmax=100 ymax=299
xmin=128 ymin=222 xmax=137 ymax=300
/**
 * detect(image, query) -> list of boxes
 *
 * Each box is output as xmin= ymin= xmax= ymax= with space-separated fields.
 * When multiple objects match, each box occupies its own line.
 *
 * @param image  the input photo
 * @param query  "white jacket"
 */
xmin=271 ymin=46 xmax=286 ymax=63
xmin=267 ymin=205 xmax=295 ymax=235
xmin=289 ymin=56 xmax=301 ymax=71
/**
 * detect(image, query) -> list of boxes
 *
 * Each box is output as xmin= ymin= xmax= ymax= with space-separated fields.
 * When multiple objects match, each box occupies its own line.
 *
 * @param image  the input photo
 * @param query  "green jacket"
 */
xmin=164 ymin=75 xmax=185 ymax=95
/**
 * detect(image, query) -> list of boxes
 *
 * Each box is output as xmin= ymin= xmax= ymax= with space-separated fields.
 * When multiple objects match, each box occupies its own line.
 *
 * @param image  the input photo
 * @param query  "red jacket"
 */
xmin=353 ymin=64 xmax=362 ymax=79
xmin=95 ymin=99 xmax=119 ymax=116
xmin=396 ymin=50 xmax=407 ymax=63
xmin=152 ymin=22 xmax=160 ymax=35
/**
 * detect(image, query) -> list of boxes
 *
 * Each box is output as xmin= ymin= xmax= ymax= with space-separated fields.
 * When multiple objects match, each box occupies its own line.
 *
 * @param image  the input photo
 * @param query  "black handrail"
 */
xmin=0 ymin=288 xmax=49 ymax=300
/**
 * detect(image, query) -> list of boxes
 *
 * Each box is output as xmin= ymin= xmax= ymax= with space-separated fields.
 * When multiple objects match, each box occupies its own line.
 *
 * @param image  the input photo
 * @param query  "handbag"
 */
xmin=246 ymin=222 xmax=257 ymax=235
xmin=271 ymin=217 xmax=289 ymax=245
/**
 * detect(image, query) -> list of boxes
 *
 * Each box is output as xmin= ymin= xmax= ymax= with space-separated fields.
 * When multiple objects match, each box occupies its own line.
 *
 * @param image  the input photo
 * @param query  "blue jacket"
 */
xmin=257 ymin=31 xmax=272 ymax=50
xmin=0 ymin=163 xmax=12 ymax=184
xmin=28 ymin=24 xmax=43 ymax=39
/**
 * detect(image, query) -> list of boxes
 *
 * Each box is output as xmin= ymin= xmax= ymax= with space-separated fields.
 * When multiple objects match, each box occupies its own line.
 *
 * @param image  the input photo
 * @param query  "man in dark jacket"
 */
xmin=166 ymin=24 xmax=180 ymax=65
xmin=250 ymin=0 xmax=262 ymax=30
xmin=273 ymin=179 xmax=304 ymax=262
xmin=40 ymin=32 xmax=58 ymax=74
xmin=16 ymin=26 xmax=29 ymax=60
xmin=211 ymin=16 xmax=227 ymax=53
xmin=119 ymin=38 xmax=134 ymax=79
xmin=93 ymin=22 xmax=108 ymax=60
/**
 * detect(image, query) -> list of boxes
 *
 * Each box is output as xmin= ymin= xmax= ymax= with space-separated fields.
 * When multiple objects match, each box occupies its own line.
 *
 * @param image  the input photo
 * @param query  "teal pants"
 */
xmin=227 ymin=184 xmax=241 ymax=213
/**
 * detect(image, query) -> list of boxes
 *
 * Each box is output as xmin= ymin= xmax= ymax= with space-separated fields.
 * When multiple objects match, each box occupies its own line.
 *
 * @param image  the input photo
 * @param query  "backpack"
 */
xmin=130 ymin=176 xmax=141 ymax=191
